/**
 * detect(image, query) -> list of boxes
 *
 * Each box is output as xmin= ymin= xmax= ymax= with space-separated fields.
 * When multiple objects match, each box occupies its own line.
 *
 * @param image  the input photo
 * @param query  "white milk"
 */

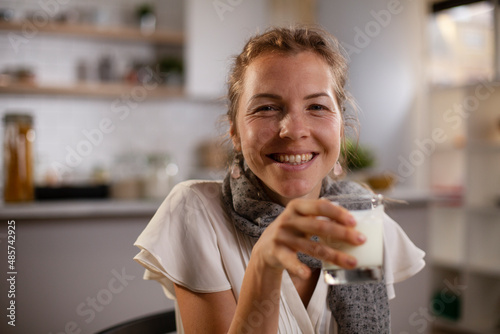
xmin=322 ymin=205 xmax=384 ymax=270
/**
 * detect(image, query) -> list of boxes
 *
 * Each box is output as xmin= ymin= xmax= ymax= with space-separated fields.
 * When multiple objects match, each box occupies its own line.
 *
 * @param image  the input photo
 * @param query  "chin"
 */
xmin=275 ymin=182 xmax=318 ymax=201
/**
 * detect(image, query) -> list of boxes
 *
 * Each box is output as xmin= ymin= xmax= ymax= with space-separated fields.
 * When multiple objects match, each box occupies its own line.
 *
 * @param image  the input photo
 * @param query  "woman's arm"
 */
xmin=174 ymin=284 xmax=236 ymax=333
xmin=173 ymin=259 xmax=282 ymax=334
xmin=229 ymin=255 xmax=283 ymax=333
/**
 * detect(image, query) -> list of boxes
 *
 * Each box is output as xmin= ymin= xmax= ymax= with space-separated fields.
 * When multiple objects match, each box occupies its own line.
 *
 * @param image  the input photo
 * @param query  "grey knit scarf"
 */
xmin=221 ymin=159 xmax=390 ymax=333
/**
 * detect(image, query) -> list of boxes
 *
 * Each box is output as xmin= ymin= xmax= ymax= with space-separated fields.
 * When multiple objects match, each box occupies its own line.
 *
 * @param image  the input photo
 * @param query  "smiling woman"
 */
xmin=134 ymin=25 xmax=425 ymax=334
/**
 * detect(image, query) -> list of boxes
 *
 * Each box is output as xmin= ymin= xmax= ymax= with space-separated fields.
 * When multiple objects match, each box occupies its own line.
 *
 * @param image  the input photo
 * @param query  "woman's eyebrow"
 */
xmin=304 ymin=92 xmax=331 ymax=100
xmin=249 ymin=92 xmax=332 ymax=102
xmin=249 ymin=93 xmax=282 ymax=101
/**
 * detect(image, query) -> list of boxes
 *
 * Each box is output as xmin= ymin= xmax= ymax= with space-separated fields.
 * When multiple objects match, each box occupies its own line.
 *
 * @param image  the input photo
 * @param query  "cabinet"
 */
xmin=0 ymin=20 xmax=184 ymax=98
xmin=0 ymin=201 xmax=173 ymax=334
xmin=428 ymin=84 xmax=500 ymax=334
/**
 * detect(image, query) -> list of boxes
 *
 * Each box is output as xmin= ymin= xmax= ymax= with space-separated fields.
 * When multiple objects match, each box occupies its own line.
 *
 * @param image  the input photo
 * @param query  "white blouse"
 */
xmin=134 ymin=180 xmax=425 ymax=333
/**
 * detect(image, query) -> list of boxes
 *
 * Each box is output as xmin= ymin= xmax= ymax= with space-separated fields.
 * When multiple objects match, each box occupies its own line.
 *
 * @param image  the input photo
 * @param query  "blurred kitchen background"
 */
xmin=0 ymin=0 xmax=499 ymax=333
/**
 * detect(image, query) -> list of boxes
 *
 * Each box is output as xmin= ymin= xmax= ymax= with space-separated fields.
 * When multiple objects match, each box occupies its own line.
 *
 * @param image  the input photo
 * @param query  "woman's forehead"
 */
xmin=242 ymin=52 xmax=336 ymax=97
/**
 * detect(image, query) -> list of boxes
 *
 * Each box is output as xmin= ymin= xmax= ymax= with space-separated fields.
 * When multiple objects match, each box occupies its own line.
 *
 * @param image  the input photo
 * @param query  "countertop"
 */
xmin=382 ymin=187 xmax=433 ymax=208
xmin=0 ymin=187 xmax=432 ymax=221
xmin=0 ymin=199 xmax=163 ymax=220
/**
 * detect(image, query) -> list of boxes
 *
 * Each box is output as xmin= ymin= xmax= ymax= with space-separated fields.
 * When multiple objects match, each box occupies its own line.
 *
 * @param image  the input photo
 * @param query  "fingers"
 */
xmin=276 ymin=198 xmax=366 ymax=270
xmin=275 ymin=225 xmax=358 ymax=270
xmin=256 ymin=198 xmax=367 ymax=277
xmin=287 ymin=198 xmax=356 ymax=227
xmin=281 ymin=207 xmax=366 ymax=247
xmin=274 ymin=246 xmax=312 ymax=280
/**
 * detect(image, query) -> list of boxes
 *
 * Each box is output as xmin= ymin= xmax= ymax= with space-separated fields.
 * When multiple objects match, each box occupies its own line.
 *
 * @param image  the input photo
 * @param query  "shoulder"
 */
xmin=135 ymin=179 xmax=230 ymax=262
xmin=382 ymin=213 xmax=426 ymax=285
xmin=137 ymin=180 xmax=225 ymax=241
xmin=172 ymin=179 xmax=222 ymax=197
xmin=134 ymin=179 xmax=234 ymax=295
xmin=327 ymin=179 xmax=373 ymax=195
xmin=166 ymin=179 xmax=223 ymax=209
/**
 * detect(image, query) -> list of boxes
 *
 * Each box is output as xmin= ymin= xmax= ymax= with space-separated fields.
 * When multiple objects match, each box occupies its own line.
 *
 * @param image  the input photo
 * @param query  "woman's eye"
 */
xmin=255 ymin=105 xmax=278 ymax=112
xmin=309 ymin=104 xmax=329 ymax=112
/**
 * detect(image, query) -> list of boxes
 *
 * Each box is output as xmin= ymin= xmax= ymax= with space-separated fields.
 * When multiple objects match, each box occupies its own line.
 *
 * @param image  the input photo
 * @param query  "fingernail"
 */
xmin=347 ymin=257 xmax=357 ymax=267
xmin=357 ymin=233 xmax=366 ymax=243
xmin=348 ymin=216 xmax=356 ymax=226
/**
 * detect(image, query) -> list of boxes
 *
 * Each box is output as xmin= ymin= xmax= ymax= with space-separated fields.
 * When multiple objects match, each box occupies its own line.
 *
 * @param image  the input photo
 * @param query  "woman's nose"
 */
xmin=279 ymin=109 xmax=310 ymax=140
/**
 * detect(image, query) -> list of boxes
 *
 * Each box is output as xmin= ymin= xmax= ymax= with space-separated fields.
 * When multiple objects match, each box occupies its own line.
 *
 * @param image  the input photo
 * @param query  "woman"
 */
xmin=134 ymin=26 xmax=425 ymax=333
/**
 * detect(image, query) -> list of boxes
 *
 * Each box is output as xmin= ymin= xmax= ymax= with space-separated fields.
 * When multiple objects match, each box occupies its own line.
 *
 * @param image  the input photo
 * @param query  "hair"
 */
xmin=225 ymin=25 xmax=359 ymax=174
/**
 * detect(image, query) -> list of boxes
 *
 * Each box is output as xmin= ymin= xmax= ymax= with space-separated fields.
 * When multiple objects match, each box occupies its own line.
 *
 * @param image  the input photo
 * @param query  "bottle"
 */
xmin=3 ymin=113 xmax=35 ymax=202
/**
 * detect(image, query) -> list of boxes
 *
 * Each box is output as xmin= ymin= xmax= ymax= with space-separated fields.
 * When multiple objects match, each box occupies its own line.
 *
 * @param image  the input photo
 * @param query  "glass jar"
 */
xmin=110 ymin=153 xmax=146 ymax=200
xmin=3 ymin=113 xmax=35 ymax=202
xmin=143 ymin=153 xmax=178 ymax=200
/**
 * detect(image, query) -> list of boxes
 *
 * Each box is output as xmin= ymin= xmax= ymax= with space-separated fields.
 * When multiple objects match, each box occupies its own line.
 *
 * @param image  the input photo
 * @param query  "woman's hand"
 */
xmin=252 ymin=198 xmax=367 ymax=280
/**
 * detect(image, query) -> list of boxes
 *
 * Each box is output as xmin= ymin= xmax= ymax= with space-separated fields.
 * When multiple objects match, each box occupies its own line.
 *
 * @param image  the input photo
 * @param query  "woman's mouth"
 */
xmin=269 ymin=153 xmax=315 ymax=166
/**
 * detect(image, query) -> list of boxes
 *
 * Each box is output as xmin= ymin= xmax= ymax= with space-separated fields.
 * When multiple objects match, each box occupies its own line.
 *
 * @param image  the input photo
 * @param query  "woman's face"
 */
xmin=231 ymin=51 xmax=343 ymax=206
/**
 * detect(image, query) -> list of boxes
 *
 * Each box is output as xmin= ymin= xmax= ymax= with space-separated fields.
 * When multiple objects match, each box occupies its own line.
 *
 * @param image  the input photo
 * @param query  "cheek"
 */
xmin=239 ymin=122 xmax=276 ymax=152
xmin=320 ymin=121 xmax=342 ymax=151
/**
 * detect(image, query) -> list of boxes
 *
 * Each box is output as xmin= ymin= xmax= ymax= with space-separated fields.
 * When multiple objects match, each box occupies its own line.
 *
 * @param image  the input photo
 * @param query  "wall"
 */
xmin=185 ymin=0 xmax=268 ymax=97
xmin=0 ymin=96 xmax=225 ymax=186
xmin=317 ymin=0 xmax=428 ymax=189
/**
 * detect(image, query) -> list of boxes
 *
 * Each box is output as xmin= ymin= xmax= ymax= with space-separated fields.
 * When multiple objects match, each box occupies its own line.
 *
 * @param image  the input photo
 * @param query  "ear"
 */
xmin=230 ymin=122 xmax=241 ymax=152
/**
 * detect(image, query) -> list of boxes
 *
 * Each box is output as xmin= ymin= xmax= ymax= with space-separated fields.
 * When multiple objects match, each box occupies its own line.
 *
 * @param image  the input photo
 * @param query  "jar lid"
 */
xmin=3 ymin=113 xmax=33 ymax=124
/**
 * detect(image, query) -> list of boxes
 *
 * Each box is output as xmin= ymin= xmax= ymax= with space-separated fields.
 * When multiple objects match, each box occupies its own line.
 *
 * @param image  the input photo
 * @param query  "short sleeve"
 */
xmin=134 ymin=182 xmax=232 ymax=299
xmin=382 ymin=213 xmax=426 ymax=300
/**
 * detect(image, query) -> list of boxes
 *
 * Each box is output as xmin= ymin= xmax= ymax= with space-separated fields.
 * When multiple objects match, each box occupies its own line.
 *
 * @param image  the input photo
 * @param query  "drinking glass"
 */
xmin=321 ymin=193 xmax=384 ymax=285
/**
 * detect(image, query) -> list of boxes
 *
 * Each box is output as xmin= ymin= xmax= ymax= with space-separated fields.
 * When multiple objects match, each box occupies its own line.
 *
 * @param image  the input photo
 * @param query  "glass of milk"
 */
xmin=321 ymin=193 xmax=384 ymax=285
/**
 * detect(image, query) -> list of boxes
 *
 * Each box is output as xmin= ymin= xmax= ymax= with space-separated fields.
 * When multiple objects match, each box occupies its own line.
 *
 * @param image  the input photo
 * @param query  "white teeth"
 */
xmin=274 ymin=153 xmax=313 ymax=165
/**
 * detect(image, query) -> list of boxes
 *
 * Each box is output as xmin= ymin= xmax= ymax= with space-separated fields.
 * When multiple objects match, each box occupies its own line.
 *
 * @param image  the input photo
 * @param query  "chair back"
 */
xmin=95 ymin=310 xmax=176 ymax=334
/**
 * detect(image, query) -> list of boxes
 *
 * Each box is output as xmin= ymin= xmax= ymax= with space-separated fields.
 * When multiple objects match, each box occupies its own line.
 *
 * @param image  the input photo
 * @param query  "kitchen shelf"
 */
xmin=428 ymin=82 xmax=500 ymax=334
xmin=467 ymin=141 xmax=500 ymax=153
xmin=0 ymin=81 xmax=184 ymax=99
xmin=429 ymin=260 xmax=500 ymax=278
xmin=433 ymin=318 xmax=500 ymax=334
xmin=429 ymin=259 xmax=464 ymax=273
xmin=434 ymin=144 xmax=465 ymax=153
xmin=0 ymin=20 xmax=184 ymax=45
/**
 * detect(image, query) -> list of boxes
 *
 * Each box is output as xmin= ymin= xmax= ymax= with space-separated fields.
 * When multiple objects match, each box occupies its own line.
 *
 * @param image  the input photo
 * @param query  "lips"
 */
xmin=269 ymin=153 xmax=315 ymax=165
